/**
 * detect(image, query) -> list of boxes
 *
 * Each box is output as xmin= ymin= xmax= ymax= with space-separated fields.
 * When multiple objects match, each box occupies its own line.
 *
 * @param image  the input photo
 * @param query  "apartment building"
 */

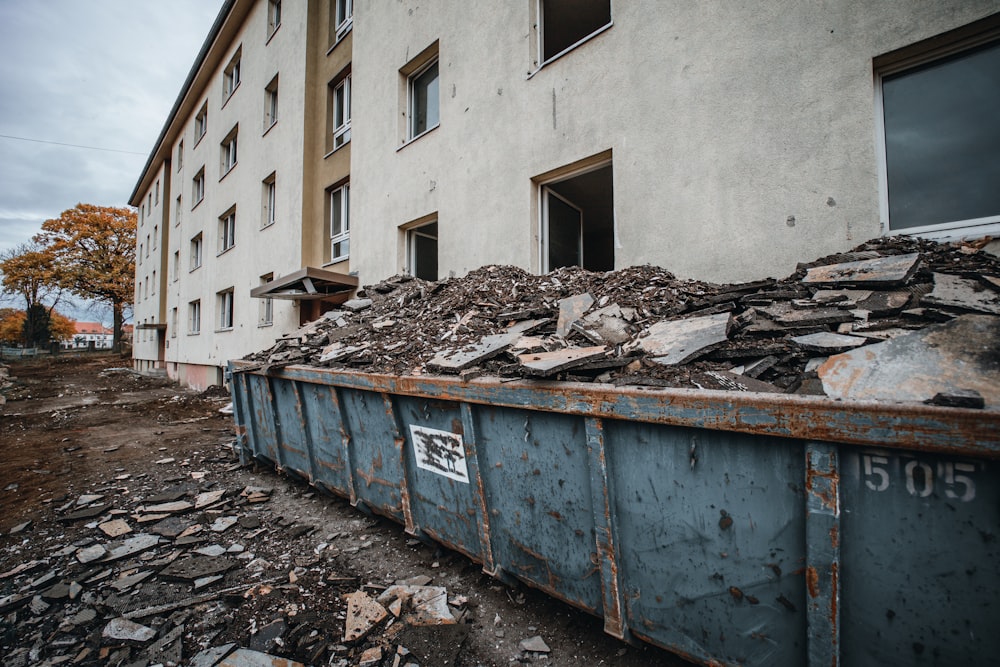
xmin=132 ymin=1 xmax=1000 ymax=388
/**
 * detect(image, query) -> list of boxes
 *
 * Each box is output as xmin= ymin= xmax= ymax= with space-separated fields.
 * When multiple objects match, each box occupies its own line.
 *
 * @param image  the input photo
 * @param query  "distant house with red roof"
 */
xmin=67 ymin=322 xmax=114 ymax=349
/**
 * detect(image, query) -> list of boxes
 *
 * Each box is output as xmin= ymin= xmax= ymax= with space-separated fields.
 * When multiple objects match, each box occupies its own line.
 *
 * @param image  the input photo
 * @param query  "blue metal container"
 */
xmin=229 ymin=361 xmax=999 ymax=666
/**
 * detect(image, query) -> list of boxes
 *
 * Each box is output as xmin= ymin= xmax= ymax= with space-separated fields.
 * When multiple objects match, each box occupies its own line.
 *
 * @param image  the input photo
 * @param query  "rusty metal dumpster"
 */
xmin=229 ymin=361 xmax=999 ymax=666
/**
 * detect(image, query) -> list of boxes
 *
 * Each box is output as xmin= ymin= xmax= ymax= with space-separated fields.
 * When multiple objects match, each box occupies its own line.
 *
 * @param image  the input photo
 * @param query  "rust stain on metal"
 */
xmin=776 ymin=594 xmax=797 ymax=612
xmin=728 ymin=586 xmax=744 ymax=601
xmin=718 ymin=510 xmax=733 ymax=530
xmin=830 ymin=524 xmax=840 ymax=548
xmin=450 ymin=418 xmax=464 ymax=436
xmin=547 ymin=510 xmax=563 ymax=521
xmin=806 ymin=566 xmax=820 ymax=598
xmin=805 ymin=456 xmax=840 ymax=511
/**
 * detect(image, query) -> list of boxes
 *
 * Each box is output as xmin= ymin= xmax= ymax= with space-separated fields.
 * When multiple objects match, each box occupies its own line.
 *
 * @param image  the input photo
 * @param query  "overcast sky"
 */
xmin=0 ymin=1 xmax=223 ymax=259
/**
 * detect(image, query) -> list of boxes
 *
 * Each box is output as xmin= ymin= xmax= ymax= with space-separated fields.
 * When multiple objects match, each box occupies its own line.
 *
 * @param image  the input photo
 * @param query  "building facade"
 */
xmin=132 ymin=0 xmax=1000 ymax=388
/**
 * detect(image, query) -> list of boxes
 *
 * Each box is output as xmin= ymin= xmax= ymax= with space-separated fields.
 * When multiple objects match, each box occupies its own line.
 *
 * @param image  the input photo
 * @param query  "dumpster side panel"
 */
xmin=244 ymin=373 xmax=280 ymax=466
xmin=476 ymin=406 xmax=603 ymax=613
xmin=840 ymin=450 xmax=1000 ymax=665
xmin=605 ymin=420 xmax=808 ymax=666
xmin=394 ymin=396 xmax=483 ymax=560
xmin=297 ymin=381 xmax=352 ymax=497
xmin=338 ymin=388 xmax=405 ymax=522
xmin=270 ymin=380 xmax=315 ymax=481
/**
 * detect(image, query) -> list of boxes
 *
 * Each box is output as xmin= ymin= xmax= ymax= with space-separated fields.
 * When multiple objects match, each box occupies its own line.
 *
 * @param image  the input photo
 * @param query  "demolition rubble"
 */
xmin=245 ymin=237 xmax=1000 ymax=409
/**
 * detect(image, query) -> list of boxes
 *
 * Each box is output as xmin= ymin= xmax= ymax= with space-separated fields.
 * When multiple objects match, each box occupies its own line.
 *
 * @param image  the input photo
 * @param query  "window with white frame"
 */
xmin=333 ymin=74 xmax=351 ymax=148
xmin=408 ymin=220 xmax=438 ymax=281
xmin=262 ymin=174 xmax=276 ymax=228
xmin=219 ymin=207 xmax=236 ymax=253
xmin=221 ymin=126 xmax=238 ymax=175
xmin=538 ymin=0 xmax=611 ymax=65
xmin=193 ymin=167 xmax=205 ymax=205
xmin=194 ymin=104 xmax=208 ymax=144
xmin=408 ymin=58 xmax=439 ymax=140
xmin=264 ymin=75 xmax=279 ymax=130
xmin=259 ymin=273 xmax=274 ymax=326
xmin=328 ymin=183 xmax=350 ymax=262
xmin=177 ymin=140 xmax=183 ymax=171
xmin=877 ymin=29 xmax=1000 ymax=238
xmin=190 ymin=232 xmax=203 ymax=270
xmin=223 ymin=47 xmax=242 ymax=101
xmin=332 ymin=0 xmax=352 ymax=43
xmin=267 ymin=0 xmax=281 ymax=37
xmin=217 ymin=288 xmax=234 ymax=330
xmin=188 ymin=300 xmax=201 ymax=334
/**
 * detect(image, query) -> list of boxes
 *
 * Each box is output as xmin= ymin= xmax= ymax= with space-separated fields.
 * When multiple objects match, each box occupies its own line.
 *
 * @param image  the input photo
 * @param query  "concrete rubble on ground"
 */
xmin=242 ymin=237 xmax=1000 ymax=408
xmin=0 ymin=443 xmax=558 ymax=666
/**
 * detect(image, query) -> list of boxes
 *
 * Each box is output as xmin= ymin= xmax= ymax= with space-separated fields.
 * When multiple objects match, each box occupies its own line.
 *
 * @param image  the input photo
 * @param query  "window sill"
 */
xmin=266 ymin=24 xmax=281 ymax=45
xmin=217 ymin=246 xmax=235 ymax=257
xmin=887 ymin=216 xmax=1000 ymax=242
xmin=327 ymin=22 xmax=352 ymax=55
xmin=192 ymin=198 xmax=204 ymax=211
xmin=221 ymin=83 xmax=240 ymax=109
xmin=194 ymin=135 xmax=205 ymax=148
xmin=324 ymin=138 xmax=350 ymax=159
xmin=187 ymin=332 xmax=201 ymax=336
xmin=260 ymin=221 xmax=276 ymax=230
xmin=215 ymin=327 xmax=234 ymax=333
xmin=263 ymin=120 xmax=278 ymax=137
xmin=219 ymin=164 xmax=237 ymax=182
xmin=258 ymin=322 xmax=273 ymax=328
xmin=190 ymin=265 xmax=202 ymax=273
xmin=398 ymin=123 xmax=439 ymax=151
xmin=527 ymin=22 xmax=614 ymax=79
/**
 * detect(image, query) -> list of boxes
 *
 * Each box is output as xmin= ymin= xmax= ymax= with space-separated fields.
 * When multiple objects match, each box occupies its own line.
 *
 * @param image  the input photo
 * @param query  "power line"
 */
xmin=0 ymin=133 xmax=146 ymax=156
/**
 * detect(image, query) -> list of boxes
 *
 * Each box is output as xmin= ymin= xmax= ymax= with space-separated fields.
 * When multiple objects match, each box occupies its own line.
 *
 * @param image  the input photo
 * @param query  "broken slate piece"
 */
xmin=556 ymin=292 xmax=594 ymax=337
xmin=110 ymin=570 xmax=154 ymax=592
xmin=923 ymin=272 xmax=1000 ymax=315
xmin=189 ymin=643 xmax=237 ymax=667
xmin=58 ymin=503 xmax=111 ymax=522
xmin=140 ymin=501 xmax=192 ymax=514
xmin=802 ymin=252 xmax=920 ymax=286
xmin=158 ymin=555 xmax=236 ymax=581
xmin=103 ymin=534 xmax=161 ymax=562
xmin=818 ymin=314 xmax=1000 ymax=408
xmin=518 ymin=635 xmax=551 ymax=653
xmin=342 ymin=297 xmax=373 ymax=312
xmin=98 ymin=519 xmax=132 ymax=538
xmin=428 ymin=331 xmax=521 ymax=372
xmin=193 ymin=574 xmax=224 ymax=590
xmin=358 ymin=646 xmax=382 ymax=667
xmin=927 ymin=389 xmax=985 ymax=409
xmin=209 ymin=516 xmax=239 ymax=532
xmin=640 ymin=313 xmax=731 ymax=365
xmin=102 ymin=617 xmax=156 ymax=642
xmin=76 ymin=544 xmax=107 ymax=564
xmin=249 ymin=618 xmax=287 ymax=653
xmin=791 ymin=332 xmax=868 ymax=352
xmin=195 ymin=544 xmax=228 ymax=557
xmin=343 ymin=590 xmax=389 ymax=642
xmin=517 ymin=346 xmax=608 ymax=376
xmin=193 ymin=489 xmax=226 ymax=508
xmin=377 ymin=585 xmax=456 ymax=626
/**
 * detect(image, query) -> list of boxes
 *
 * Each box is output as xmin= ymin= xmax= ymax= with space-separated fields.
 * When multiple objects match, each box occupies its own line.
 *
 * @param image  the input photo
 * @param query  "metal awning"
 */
xmin=136 ymin=323 xmax=167 ymax=330
xmin=250 ymin=266 xmax=358 ymax=301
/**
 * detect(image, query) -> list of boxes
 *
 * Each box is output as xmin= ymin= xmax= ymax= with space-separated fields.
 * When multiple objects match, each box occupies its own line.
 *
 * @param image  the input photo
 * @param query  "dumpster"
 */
xmin=229 ymin=361 xmax=999 ymax=666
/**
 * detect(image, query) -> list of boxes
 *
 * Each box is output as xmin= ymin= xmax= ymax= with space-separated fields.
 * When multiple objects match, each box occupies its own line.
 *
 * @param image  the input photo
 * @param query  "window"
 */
xmin=223 ymin=47 xmax=242 ymax=101
xmin=259 ymin=273 xmax=274 ymax=326
xmin=172 ymin=250 xmax=180 ymax=281
xmin=407 ymin=221 xmax=438 ymax=281
xmin=152 ymin=225 xmax=158 ymax=249
xmin=539 ymin=159 xmax=615 ymax=272
xmin=194 ymin=104 xmax=208 ymax=144
xmin=193 ymin=167 xmax=205 ymax=206
xmin=332 ymin=0 xmax=352 ymax=44
xmin=151 ymin=270 xmax=156 ymax=295
xmin=175 ymin=195 xmax=182 ymax=226
xmin=408 ymin=58 xmax=439 ymax=140
xmin=268 ymin=0 xmax=281 ymax=37
xmin=333 ymin=74 xmax=351 ymax=149
xmin=145 ymin=234 xmax=150 ymax=257
xmin=328 ymin=183 xmax=350 ymax=262
xmin=219 ymin=207 xmax=236 ymax=253
xmin=221 ymin=127 xmax=238 ymax=175
xmin=539 ymin=0 xmax=611 ymax=64
xmin=171 ymin=307 xmax=177 ymax=338
xmin=155 ymin=180 xmax=160 ymax=205
xmin=139 ymin=242 xmax=143 ymax=262
xmin=262 ymin=173 xmax=276 ymax=228
xmin=217 ymin=288 xmax=234 ymax=330
xmin=188 ymin=300 xmax=201 ymax=334
xmin=878 ymin=31 xmax=1000 ymax=238
xmin=264 ymin=75 xmax=279 ymax=130
xmin=177 ymin=140 xmax=183 ymax=171
xmin=190 ymin=232 xmax=203 ymax=270
xmin=148 ymin=193 xmax=152 ymax=211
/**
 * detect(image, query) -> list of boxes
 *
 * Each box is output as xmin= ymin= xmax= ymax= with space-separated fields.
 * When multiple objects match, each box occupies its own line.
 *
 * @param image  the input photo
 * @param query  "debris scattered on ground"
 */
xmin=242 ymin=236 xmax=1000 ymax=406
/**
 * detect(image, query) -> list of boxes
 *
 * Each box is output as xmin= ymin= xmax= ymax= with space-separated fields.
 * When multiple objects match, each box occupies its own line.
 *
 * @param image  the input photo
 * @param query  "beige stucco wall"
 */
xmin=350 ymin=1 xmax=999 ymax=285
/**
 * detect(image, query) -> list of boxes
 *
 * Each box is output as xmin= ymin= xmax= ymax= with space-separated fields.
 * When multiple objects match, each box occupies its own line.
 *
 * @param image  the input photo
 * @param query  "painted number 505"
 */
xmin=862 ymin=454 xmax=976 ymax=502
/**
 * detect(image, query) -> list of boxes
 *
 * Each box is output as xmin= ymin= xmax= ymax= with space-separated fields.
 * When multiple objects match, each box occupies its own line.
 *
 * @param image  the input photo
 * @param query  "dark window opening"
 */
xmin=410 ymin=222 xmax=438 ymax=281
xmin=544 ymin=164 xmax=614 ymax=271
xmin=542 ymin=0 xmax=611 ymax=62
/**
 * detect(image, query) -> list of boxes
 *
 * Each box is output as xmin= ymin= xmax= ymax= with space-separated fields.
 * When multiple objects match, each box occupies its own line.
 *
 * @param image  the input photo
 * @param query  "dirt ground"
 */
xmin=0 ymin=354 xmax=691 ymax=666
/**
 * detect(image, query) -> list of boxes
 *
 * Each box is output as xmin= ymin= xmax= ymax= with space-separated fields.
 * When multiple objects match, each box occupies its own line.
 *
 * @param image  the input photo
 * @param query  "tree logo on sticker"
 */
xmin=410 ymin=425 xmax=469 ymax=484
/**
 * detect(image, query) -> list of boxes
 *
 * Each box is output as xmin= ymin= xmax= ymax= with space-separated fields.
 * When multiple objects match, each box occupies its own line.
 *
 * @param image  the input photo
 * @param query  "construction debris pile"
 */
xmin=245 ymin=237 xmax=1000 ymax=408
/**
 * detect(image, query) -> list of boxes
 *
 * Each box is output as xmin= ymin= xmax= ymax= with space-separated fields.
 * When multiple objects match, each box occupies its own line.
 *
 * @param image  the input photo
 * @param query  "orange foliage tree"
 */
xmin=0 ymin=241 xmax=64 ymax=346
xmin=0 ymin=309 xmax=75 ymax=346
xmin=36 ymin=204 xmax=136 ymax=351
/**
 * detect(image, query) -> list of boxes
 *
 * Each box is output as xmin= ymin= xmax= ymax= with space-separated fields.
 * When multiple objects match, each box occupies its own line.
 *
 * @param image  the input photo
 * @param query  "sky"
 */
xmin=0 ymin=1 xmax=222 ymax=319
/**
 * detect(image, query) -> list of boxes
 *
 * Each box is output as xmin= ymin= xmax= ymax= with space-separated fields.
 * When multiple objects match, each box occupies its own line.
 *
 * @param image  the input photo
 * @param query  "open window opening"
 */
xmin=541 ymin=162 xmax=614 ymax=272
xmin=540 ymin=0 xmax=612 ymax=64
xmin=408 ymin=221 xmax=438 ymax=281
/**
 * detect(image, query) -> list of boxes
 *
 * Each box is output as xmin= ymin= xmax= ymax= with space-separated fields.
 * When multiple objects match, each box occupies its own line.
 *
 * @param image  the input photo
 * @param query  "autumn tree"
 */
xmin=0 ymin=309 xmax=75 ymax=347
xmin=36 ymin=204 xmax=136 ymax=352
xmin=0 ymin=241 xmax=64 ymax=346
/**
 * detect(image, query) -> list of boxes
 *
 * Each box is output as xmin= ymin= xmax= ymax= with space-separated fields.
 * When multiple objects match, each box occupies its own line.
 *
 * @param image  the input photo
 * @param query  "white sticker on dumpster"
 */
xmin=410 ymin=425 xmax=469 ymax=484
